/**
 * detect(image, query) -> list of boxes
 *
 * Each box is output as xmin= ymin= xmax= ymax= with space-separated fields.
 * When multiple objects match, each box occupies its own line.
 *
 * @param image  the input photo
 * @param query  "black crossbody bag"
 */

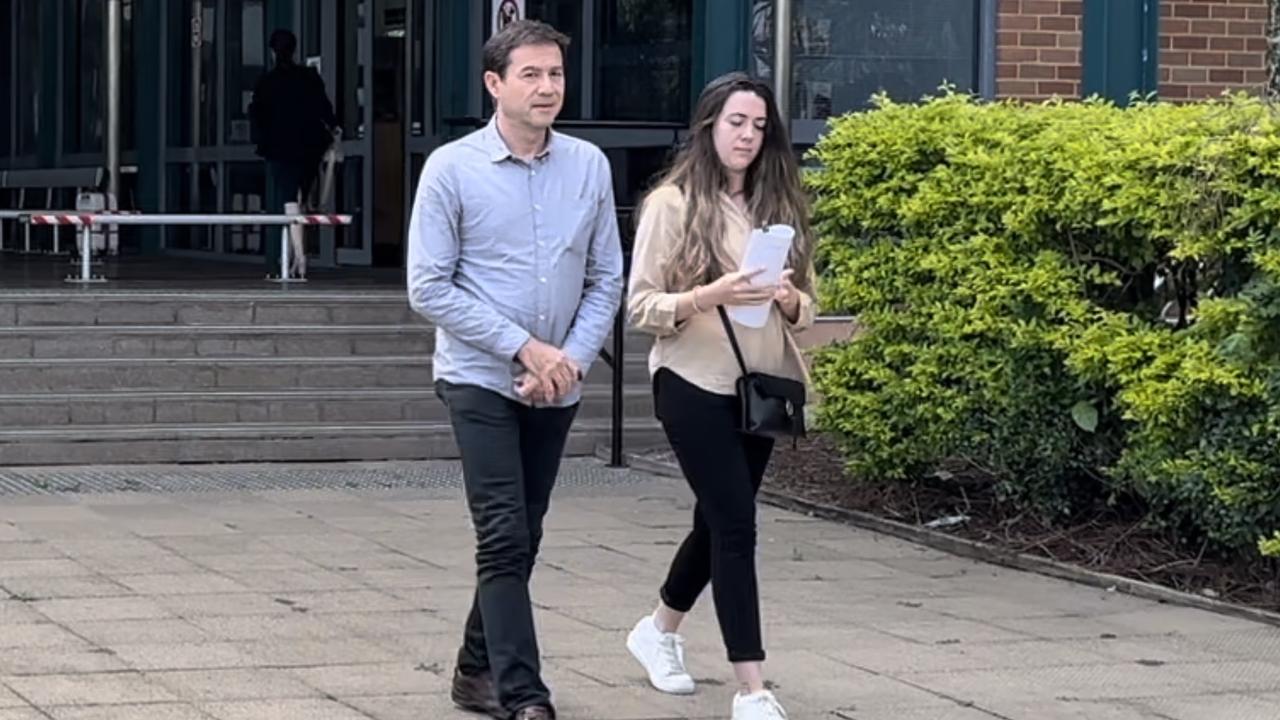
xmin=716 ymin=306 xmax=807 ymax=440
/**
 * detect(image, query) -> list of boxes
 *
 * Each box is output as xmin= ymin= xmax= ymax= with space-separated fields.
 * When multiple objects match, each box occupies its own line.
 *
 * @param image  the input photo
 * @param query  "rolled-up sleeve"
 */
xmin=561 ymin=153 xmax=625 ymax=375
xmin=626 ymin=186 xmax=686 ymax=337
xmin=405 ymin=153 xmax=531 ymax=360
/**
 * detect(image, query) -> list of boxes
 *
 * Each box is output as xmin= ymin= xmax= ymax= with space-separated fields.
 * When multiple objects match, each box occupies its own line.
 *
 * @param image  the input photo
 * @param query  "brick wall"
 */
xmin=1160 ymin=0 xmax=1269 ymax=100
xmin=996 ymin=0 xmax=1084 ymax=100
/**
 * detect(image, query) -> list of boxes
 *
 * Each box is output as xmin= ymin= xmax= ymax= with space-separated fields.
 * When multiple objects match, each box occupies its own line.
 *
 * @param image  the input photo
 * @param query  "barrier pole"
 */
xmin=66 ymin=224 xmax=105 ymax=284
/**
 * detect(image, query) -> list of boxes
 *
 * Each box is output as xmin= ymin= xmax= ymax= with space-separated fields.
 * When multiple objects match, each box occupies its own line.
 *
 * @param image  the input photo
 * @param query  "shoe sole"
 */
xmin=626 ymin=627 xmax=696 ymax=696
xmin=451 ymin=695 xmax=504 ymax=719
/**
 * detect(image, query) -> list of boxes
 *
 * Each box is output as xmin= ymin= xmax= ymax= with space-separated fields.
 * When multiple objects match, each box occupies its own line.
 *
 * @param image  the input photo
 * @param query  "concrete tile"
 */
xmin=0 ymin=560 xmax=90 ymax=580
xmin=0 ymin=624 xmax=85 ymax=650
xmin=112 ymin=575 xmax=250 ymax=597
xmin=47 ymin=704 xmax=212 ymax=720
xmin=150 ymin=594 xmax=292 ymax=619
xmin=900 ymin=663 xmax=1221 ymax=706
xmin=186 ymin=615 xmax=349 ymax=642
xmin=34 ymin=597 xmax=173 ymax=623
xmin=261 ymin=589 xmax=413 ymax=615
xmin=0 ymin=646 xmax=130 ymax=675
xmin=327 ymin=610 xmax=453 ymax=637
xmin=340 ymin=693 xmax=469 ymax=720
xmin=1 ymin=576 xmax=132 ymax=601
xmin=234 ymin=638 xmax=398 ymax=667
xmin=0 ymin=542 xmax=63 ymax=561
xmin=182 ymin=553 xmax=318 ymax=574
xmin=200 ymin=698 xmax=369 ymax=720
xmin=1141 ymin=692 xmax=1280 ymax=720
xmin=66 ymin=619 xmax=210 ymax=646
xmin=4 ymin=672 xmax=178 ymax=706
xmin=217 ymin=570 xmax=363 ymax=593
xmin=108 ymin=642 xmax=257 ymax=671
xmin=0 ymin=684 xmax=25 ymax=708
xmin=148 ymin=669 xmax=319 ymax=702
xmin=290 ymin=662 xmax=449 ymax=697
xmin=0 ymin=601 xmax=46 ymax=624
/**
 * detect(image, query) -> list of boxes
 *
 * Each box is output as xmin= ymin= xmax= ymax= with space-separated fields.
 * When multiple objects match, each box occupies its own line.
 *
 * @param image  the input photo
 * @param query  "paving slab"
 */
xmin=0 ymin=458 xmax=1274 ymax=720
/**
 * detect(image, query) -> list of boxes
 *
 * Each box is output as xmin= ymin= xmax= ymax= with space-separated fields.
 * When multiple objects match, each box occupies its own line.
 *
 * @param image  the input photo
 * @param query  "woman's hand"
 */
xmin=774 ymin=269 xmax=801 ymax=322
xmin=697 ymin=267 xmax=776 ymax=308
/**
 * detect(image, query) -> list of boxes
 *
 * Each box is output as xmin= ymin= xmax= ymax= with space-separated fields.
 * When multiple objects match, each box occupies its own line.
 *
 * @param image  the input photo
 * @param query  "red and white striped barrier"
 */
xmin=15 ymin=212 xmax=354 ymax=284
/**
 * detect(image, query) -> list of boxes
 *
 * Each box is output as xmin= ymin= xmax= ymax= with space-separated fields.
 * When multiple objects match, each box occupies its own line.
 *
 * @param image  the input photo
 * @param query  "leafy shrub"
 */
xmin=807 ymin=91 xmax=1280 ymax=559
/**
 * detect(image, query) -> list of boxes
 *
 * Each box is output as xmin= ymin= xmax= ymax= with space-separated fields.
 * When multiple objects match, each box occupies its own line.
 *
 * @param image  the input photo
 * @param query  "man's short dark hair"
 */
xmin=482 ymin=19 xmax=570 ymax=78
xmin=269 ymin=29 xmax=297 ymax=57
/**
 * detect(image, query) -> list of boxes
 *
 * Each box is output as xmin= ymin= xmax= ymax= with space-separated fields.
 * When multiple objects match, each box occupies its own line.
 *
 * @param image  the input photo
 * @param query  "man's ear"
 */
xmin=483 ymin=70 xmax=502 ymax=101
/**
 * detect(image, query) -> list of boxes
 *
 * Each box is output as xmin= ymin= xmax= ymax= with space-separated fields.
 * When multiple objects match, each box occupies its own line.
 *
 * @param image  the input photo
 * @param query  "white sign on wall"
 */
xmin=492 ymin=0 xmax=525 ymax=34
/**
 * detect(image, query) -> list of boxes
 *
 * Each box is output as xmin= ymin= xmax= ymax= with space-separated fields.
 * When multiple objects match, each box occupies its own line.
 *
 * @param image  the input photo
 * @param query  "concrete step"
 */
xmin=0 ymin=325 xmax=434 ymax=359
xmin=0 ymin=355 xmax=652 ymax=393
xmin=0 ymin=419 xmax=668 ymax=466
xmin=0 ymin=291 xmax=421 ymax=327
xmin=0 ymin=386 xmax=656 ymax=427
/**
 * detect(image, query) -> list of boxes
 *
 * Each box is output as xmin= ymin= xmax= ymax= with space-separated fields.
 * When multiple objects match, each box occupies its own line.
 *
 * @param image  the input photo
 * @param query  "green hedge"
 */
xmin=806 ymin=91 xmax=1280 ymax=559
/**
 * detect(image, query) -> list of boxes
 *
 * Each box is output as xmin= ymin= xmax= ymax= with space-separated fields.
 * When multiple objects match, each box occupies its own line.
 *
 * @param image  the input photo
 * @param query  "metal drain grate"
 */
xmin=0 ymin=458 xmax=660 ymax=496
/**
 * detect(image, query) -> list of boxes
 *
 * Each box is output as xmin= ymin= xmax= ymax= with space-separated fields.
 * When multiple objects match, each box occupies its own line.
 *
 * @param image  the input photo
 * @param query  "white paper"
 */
xmin=727 ymin=224 xmax=794 ymax=328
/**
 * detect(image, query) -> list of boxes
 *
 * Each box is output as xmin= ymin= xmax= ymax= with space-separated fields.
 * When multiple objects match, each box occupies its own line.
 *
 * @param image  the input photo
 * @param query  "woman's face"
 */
xmin=712 ymin=90 xmax=768 ymax=174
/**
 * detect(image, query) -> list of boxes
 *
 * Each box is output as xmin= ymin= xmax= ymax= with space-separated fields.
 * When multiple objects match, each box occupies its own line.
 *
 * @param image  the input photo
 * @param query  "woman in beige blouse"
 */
xmin=623 ymin=72 xmax=816 ymax=720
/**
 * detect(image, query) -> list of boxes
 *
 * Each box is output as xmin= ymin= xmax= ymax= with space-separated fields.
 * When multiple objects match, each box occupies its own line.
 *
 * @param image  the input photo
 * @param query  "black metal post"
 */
xmin=608 ymin=306 xmax=625 ymax=468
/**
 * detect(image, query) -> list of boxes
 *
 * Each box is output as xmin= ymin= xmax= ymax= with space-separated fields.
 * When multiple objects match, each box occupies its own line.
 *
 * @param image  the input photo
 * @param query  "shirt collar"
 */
xmin=483 ymin=115 xmax=554 ymax=164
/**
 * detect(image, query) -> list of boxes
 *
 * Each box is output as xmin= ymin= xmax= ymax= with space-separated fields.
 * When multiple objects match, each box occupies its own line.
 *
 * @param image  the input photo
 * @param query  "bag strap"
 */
xmin=716 ymin=306 xmax=750 ymax=377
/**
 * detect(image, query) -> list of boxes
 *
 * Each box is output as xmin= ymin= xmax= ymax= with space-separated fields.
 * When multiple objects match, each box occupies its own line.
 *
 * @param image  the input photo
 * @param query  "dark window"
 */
xmin=168 ymin=0 xmax=218 ymax=148
xmin=65 ymin=0 xmax=104 ymax=154
xmin=525 ymin=0 xmax=584 ymax=120
xmin=15 ymin=0 xmax=42 ymax=156
xmin=226 ymin=0 xmax=267 ymax=145
xmin=0 ymin=0 xmax=12 ymax=161
xmin=594 ymin=0 xmax=692 ymax=122
xmin=753 ymin=0 xmax=981 ymax=120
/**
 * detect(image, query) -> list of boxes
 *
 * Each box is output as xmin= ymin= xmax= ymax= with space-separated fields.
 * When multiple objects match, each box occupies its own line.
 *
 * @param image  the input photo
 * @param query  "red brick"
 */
xmin=1246 ymin=37 xmax=1269 ymax=52
xmin=1171 ymin=35 xmax=1210 ymax=50
xmin=1162 ymin=51 xmax=1191 ymax=67
xmin=1245 ymin=69 xmax=1269 ymax=84
xmin=1189 ymin=51 xmax=1228 ymax=66
xmin=998 ymin=30 xmax=1019 ymax=47
xmin=1057 ymin=65 xmax=1082 ymax=80
xmin=998 ymin=80 xmax=1039 ymax=96
xmin=1001 ymin=47 xmax=1039 ymax=62
xmin=998 ymin=0 xmax=1021 ymax=13
xmin=1162 ymin=18 xmax=1191 ymax=34
xmin=1161 ymin=83 xmax=1192 ymax=99
xmin=1190 ymin=19 xmax=1228 ymax=35
xmin=1188 ymin=84 xmax=1230 ymax=99
xmin=1000 ymin=14 xmax=1039 ymax=31
xmin=1038 ymin=48 xmax=1079 ymax=63
xmin=1173 ymin=4 xmax=1211 ymax=18
xmin=1020 ymin=32 xmax=1058 ymax=47
xmin=998 ymin=63 xmax=1019 ymax=79
xmin=1022 ymin=0 xmax=1060 ymax=14
xmin=1171 ymin=67 xmax=1209 ymax=83
xmin=1019 ymin=64 xmax=1058 ymax=79
xmin=1228 ymin=52 xmax=1265 ymax=68
xmin=1059 ymin=1 xmax=1083 ymax=16
xmin=1246 ymin=6 xmax=1268 ymax=21
xmin=1209 ymin=68 xmax=1246 ymax=83
xmin=1058 ymin=32 xmax=1083 ymax=49
xmin=1037 ymin=81 xmax=1079 ymax=96
xmin=1209 ymin=5 xmax=1249 ymax=20
xmin=1209 ymin=36 xmax=1247 ymax=51
xmin=1227 ymin=21 xmax=1266 ymax=36
xmin=1040 ymin=16 xmax=1078 ymax=31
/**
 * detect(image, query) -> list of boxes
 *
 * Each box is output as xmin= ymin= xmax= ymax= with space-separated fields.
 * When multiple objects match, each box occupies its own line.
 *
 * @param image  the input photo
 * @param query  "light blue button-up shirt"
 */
xmin=406 ymin=118 xmax=624 ymax=407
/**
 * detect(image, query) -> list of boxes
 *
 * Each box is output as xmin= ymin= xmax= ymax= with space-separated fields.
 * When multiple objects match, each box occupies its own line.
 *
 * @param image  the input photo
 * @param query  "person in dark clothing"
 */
xmin=249 ymin=29 xmax=338 ymax=278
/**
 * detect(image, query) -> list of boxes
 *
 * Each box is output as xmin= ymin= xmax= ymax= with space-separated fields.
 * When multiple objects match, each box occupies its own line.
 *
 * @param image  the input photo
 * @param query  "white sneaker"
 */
xmin=626 ymin=613 xmax=696 ymax=694
xmin=732 ymin=690 xmax=789 ymax=720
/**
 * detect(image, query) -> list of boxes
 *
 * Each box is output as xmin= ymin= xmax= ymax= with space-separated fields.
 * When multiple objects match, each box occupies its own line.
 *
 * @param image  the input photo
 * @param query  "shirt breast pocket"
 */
xmin=547 ymin=199 xmax=595 ymax=259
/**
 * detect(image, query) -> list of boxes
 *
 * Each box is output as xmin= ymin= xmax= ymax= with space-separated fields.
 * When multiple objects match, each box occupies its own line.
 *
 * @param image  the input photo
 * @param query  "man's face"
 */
xmin=485 ymin=43 xmax=565 ymax=131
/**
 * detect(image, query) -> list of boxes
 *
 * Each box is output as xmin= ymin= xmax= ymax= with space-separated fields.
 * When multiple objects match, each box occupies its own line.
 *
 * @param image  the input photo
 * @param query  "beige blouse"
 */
xmin=626 ymin=184 xmax=816 ymax=397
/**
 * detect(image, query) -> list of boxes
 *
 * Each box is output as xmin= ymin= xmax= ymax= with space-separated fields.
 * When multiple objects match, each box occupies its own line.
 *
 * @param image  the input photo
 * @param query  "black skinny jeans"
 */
xmin=653 ymin=368 xmax=774 ymax=663
xmin=435 ymin=380 xmax=578 ymax=716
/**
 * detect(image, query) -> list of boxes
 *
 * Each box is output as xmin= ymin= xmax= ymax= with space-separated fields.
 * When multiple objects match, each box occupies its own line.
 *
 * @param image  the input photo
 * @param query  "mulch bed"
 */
xmin=758 ymin=433 xmax=1280 ymax=614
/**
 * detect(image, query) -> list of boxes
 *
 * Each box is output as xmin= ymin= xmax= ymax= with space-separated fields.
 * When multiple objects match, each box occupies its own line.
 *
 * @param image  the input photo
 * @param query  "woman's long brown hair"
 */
xmin=645 ymin=72 xmax=814 ymax=294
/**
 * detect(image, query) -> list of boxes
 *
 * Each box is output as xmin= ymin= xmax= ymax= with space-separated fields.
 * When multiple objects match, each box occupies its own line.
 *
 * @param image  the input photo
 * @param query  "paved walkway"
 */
xmin=0 ymin=460 xmax=1276 ymax=720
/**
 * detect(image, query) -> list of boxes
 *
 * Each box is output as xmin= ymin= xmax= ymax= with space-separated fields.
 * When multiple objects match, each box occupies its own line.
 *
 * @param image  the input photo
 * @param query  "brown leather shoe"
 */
xmin=450 ymin=667 xmax=503 ymax=718
xmin=511 ymin=707 xmax=553 ymax=720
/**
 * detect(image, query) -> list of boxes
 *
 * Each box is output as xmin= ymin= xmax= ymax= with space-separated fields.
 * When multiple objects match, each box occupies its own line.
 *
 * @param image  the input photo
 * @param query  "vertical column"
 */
xmin=773 ymin=0 xmax=793 ymax=127
xmin=694 ymin=0 xmax=750 ymax=92
xmin=106 ymin=0 xmax=122 ymax=202
xmin=135 ymin=0 xmax=164 ymax=252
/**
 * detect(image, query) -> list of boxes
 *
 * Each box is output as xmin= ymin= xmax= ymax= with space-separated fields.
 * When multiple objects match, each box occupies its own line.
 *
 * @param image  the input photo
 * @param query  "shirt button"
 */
xmin=540 ymin=277 xmax=547 ymax=283
xmin=539 ymin=314 xmax=546 ymax=320
xmin=533 ymin=204 xmax=542 ymax=212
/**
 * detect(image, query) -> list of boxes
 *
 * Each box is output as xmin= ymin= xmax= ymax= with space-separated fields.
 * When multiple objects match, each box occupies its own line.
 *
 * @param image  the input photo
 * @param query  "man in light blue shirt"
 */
xmin=406 ymin=18 xmax=623 ymax=720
